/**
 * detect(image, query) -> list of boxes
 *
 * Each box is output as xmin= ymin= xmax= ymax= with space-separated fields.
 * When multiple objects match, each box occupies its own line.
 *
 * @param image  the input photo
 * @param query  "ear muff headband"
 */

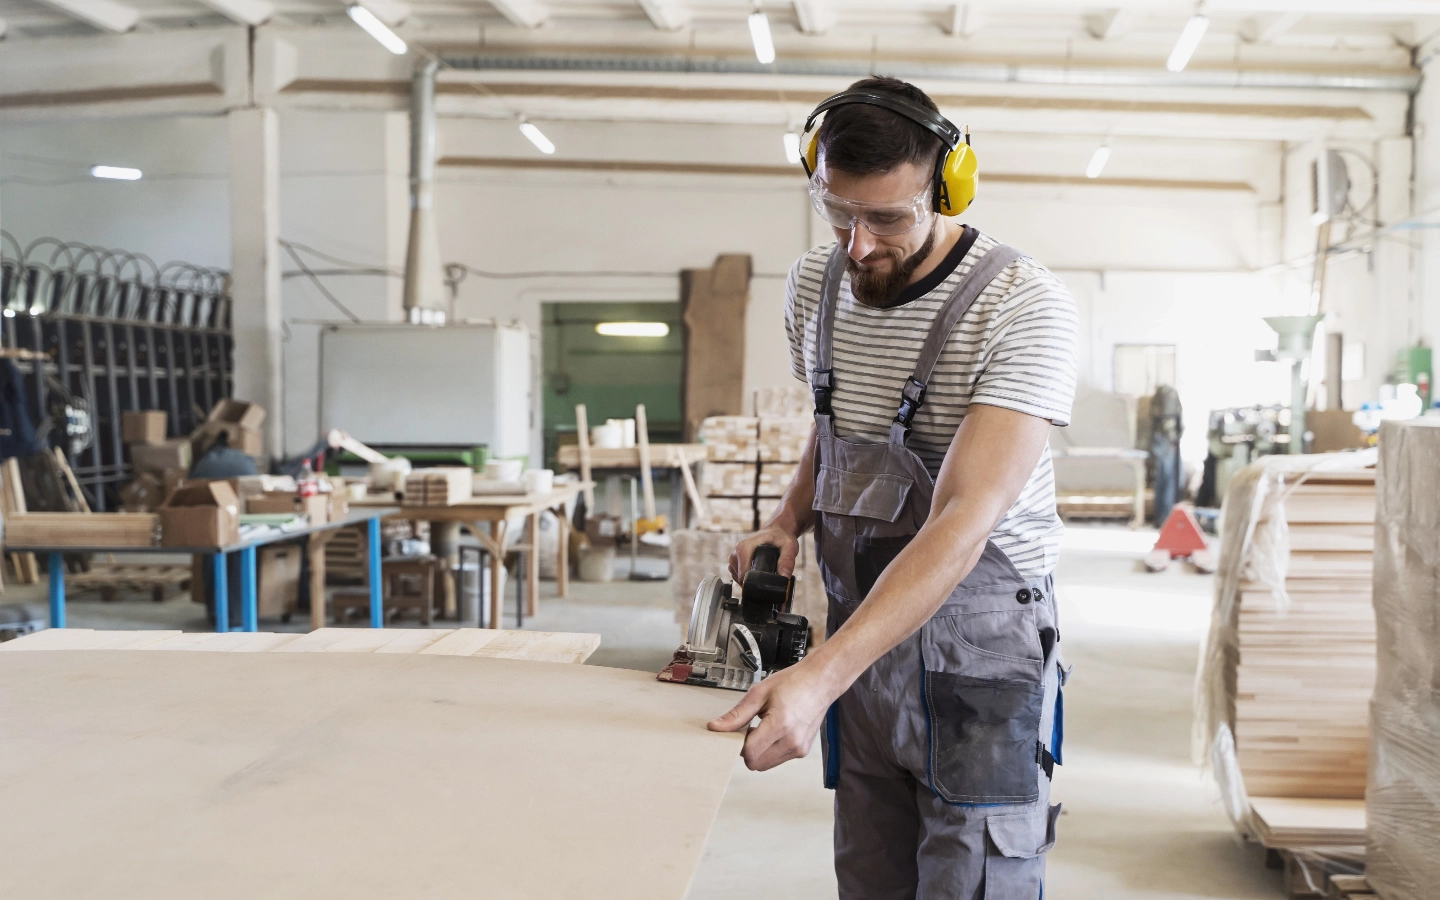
xmin=799 ymin=89 xmax=978 ymax=217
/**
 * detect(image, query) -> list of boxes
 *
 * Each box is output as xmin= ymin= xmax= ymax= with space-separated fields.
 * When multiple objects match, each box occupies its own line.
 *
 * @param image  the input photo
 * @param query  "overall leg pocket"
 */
xmin=924 ymin=670 xmax=1044 ymax=804
xmin=983 ymin=804 xmax=1060 ymax=900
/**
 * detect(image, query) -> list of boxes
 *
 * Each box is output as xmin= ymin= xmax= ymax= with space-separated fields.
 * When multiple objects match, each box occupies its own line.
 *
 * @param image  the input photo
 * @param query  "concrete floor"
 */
xmin=0 ymin=525 xmax=1284 ymax=898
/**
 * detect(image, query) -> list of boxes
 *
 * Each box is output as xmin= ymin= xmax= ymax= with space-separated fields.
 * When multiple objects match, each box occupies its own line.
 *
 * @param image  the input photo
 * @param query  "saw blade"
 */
xmin=686 ymin=575 xmax=726 ymax=650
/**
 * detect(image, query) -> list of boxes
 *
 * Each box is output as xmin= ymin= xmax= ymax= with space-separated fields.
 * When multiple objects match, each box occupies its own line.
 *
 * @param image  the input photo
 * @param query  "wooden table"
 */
xmin=6 ymin=507 xmax=398 ymax=634
xmin=358 ymin=483 xmax=588 ymax=629
xmin=556 ymin=444 xmax=705 ymax=526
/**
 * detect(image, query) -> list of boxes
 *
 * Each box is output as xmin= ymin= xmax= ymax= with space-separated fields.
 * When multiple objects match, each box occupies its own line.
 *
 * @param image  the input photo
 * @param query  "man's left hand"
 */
xmin=706 ymin=661 xmax=835 ymax=771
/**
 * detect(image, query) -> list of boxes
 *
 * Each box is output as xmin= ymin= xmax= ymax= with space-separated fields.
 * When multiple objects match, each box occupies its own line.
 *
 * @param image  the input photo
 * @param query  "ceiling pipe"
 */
xmin=402 ymin=58 xmax=447 ymax=322
xmin=440 ymin=52 xmax=1419 ymax=92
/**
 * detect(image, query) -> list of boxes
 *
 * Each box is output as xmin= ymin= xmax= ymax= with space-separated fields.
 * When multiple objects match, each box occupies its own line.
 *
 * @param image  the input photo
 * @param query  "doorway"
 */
xmin=541 ymin=301 xmax=684 ymax=466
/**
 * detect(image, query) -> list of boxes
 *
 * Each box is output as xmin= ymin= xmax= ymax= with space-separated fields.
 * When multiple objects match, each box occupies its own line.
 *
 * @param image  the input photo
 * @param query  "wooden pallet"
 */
xmin=68 ymin=563 xmax=191 ymax=603
xmin=1326 ymin=874 xmax=1375 ymax=899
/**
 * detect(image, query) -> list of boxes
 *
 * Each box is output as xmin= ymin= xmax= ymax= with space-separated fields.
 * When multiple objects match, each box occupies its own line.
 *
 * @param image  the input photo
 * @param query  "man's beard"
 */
xmin=845 ymin=224 xmax=937 ymax=309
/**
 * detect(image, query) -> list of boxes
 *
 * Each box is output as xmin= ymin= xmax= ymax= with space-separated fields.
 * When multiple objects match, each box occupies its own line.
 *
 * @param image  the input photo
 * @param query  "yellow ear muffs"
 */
xmin=936 ymin=142 xmax=979 ymax=217
xmin=802 ymin=124 xmax=821 ymax=177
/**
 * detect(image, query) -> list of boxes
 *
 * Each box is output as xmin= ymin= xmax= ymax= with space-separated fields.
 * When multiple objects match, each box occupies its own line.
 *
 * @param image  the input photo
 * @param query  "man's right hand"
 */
xmin=729 ymin=527 xmax=801 ymax=581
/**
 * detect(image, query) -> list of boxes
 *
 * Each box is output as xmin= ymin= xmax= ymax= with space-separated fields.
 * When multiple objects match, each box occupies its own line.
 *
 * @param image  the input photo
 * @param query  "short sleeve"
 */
xmin=784 ymin=254 xmax=810 ymax=383
xmin=970 ymin=265 xmax=1078 ymax=427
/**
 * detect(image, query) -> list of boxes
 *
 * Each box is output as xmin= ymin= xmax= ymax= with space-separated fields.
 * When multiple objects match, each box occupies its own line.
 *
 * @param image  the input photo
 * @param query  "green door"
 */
xmin=542 ymin=301 xmax=684 ymax=466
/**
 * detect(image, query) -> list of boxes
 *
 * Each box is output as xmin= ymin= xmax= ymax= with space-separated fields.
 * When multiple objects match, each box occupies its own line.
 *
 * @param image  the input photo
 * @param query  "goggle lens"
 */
xmin=808 ymin=182 xmax=931 ymax=236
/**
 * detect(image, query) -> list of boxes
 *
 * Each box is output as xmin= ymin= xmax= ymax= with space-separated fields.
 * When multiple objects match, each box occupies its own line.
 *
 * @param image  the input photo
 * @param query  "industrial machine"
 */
xmin=657 ymin=545 xmax=809 ymax=692
xmin=1195 ymin=404 xmax=1289 ymax=508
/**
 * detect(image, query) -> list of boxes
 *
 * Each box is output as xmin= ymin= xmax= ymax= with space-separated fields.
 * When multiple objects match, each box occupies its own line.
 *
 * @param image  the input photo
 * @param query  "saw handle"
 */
xmin=751 ymin=543 xmax=781 ymax=575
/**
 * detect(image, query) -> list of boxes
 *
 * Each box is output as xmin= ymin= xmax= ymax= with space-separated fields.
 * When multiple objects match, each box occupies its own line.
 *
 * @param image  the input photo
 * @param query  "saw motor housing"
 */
xmin=658 ymin=545 xmax=809 ymax=691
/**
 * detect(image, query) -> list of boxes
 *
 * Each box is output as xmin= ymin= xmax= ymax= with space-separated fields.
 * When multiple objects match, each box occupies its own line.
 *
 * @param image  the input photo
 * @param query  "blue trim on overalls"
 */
xmin=1051 ymin=684 xmax=1064 ymax=767
xmin=823 ymin=702 xmax=841 ymax=789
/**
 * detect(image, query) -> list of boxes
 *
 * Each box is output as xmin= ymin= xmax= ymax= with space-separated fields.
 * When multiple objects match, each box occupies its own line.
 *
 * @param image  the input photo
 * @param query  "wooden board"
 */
xmin=0 ymin=649 xmax=741 ymax=900
xmin=1 ymin=628 xmax=601 ymax=665
xmin=1250 ymin=797 xmax=1366 ymax=849
xmin=556 ymin=444 xmax=707 ymax=470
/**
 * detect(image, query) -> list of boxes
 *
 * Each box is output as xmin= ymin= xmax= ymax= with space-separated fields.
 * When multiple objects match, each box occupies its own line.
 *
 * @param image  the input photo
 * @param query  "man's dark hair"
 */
xmin=816 ymin=76 xmax=945 ymax=176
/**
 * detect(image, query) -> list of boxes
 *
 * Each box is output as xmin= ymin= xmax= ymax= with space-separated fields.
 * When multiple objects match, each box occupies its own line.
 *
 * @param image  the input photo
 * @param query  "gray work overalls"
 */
xmin=807 ymin=243 xmax=1067 ymax=900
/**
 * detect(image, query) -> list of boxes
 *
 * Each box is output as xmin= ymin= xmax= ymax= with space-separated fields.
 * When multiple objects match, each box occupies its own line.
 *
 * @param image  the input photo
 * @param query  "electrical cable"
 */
xmin=281 ymin=243 xmax=362 ymax=323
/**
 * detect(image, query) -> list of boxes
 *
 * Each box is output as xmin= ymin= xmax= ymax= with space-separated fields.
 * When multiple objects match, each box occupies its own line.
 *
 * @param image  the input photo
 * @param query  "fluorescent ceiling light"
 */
xmin=1085 ymin=145 xmax=1111 ymax=179
xmin=595 ymin=322 xmax=669 ymax=337
xmin=748 ymin=10 xmax=775 ymax=64
xmin=519 ymin=122 xmax=556 ymax=155
xmin=347 ymin=5 xmax=407 ymax=55
xmin=90 ymin=165 xmax=142 ymax=181
xmin=783 ymin=131 xmax=802 ymax=164
xmin=1166 ymin=14 xmax=1208 ymax=73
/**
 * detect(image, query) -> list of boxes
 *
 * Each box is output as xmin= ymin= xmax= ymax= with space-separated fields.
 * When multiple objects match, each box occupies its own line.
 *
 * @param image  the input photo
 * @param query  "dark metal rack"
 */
xmin=0 ymin=234 xmax=233 ymax=511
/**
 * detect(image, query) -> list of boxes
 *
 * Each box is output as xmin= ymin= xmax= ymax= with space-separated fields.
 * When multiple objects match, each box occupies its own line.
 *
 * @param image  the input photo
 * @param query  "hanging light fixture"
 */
xmin=90 ymin=165 xmax=142 ymax=181
xmin=596 ymin=322 xmax=670 ymax=337
xmin=783 ymin=131 xmax=802 ymax=164
xmin=1166 ymin=14 xmax=1209 ymax=72
xmin=1085 ymin=144 xmax=1111 ymax=179
xmin=519 ymin=121 xmax=556 ymax=155
xmin=347 ymin=4 xmax=407 ymax=55
xmin=748 ymin=8 xmax=775 ymax=64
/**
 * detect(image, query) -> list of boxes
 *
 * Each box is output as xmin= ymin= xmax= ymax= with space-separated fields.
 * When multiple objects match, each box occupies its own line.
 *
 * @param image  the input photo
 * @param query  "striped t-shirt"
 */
xmin=785 ymin=229 xmax=1078 ymax=578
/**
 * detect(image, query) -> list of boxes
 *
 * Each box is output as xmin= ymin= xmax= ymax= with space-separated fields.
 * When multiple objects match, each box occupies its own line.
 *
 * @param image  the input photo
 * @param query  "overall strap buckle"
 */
xmin=894 ymin=377 xmax=927 ymax=429
xmin=811 ymin=368 xmax=835 ymax=416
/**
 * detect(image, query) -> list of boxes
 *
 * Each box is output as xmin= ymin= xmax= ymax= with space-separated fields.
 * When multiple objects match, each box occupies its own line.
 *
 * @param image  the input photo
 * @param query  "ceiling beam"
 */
xmin=945 ymin=4 xmax=982 ymax=38
xmin=0 ymin=17 xmax=7 ymax=37
xmin=361 ymin=0 xmax=411 ymax=26
xmin=636 ymin=0 xmax=689 ymax=31
xmin=195 ymin=0 xmax=272 ymax=26
xmin=34 ymin=0 xmax=139 ymax=32
xmin=490 ymin=0 xmax=549 ymax=28
xmin=1241 ymin=11 xmax=1305 ymax=43
xmin=1084 ymin=8 xmax=1128 ymax=40
xmin=793 ymin=0 xmax=835 ymax=35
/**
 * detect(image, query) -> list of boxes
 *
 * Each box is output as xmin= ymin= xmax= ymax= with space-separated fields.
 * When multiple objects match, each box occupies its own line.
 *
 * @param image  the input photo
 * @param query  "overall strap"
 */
xmin=810 ymin=244 xmax=848 ymax=418
xmin=892 ymin=244 xmax=1023 ymax=436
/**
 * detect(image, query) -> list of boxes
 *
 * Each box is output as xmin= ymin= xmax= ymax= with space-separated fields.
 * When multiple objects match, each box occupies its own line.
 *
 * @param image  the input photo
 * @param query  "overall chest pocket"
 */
xmin=921 ymin=604 xmax=1045 ymax=805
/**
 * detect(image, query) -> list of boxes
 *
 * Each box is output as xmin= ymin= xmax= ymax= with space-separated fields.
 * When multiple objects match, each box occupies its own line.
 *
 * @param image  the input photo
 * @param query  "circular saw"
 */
xmin=657 ymin=544 xmax=810 ymax=691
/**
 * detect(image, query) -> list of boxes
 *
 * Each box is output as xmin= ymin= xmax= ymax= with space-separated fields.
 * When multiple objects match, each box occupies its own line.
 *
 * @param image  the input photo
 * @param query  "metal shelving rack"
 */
xmin=0 ymin=235 xmax=233 ymax=511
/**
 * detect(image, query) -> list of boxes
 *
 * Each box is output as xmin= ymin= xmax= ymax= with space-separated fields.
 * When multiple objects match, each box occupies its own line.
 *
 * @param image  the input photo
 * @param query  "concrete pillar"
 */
xmin=228 ymin=107 xmax=285 ymax=460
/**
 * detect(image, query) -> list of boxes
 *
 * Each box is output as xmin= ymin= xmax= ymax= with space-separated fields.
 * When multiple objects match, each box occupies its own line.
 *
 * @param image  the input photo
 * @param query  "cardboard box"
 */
xmin=206 ymin=399 xmax=266 ymax=431
xmin=131 ymin=439 xmax=192 ymax=477
xmin=246 ymin=492 xmax=327 ymax=525
xmin=585 ymin=513 xmax=623 ymax=548
xmin=160 ymin=480 xmax=240 ymax=548
xmin=258 ymin=544 xmax=301 ymax=618
xmin=121 ymin=410 xmax=167 ymax=445
xmin=204 ymin=422 xmax=263 ymax=457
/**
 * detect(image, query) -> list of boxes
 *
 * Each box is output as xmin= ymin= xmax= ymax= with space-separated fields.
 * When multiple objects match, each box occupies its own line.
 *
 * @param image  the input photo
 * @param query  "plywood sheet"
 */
xmin=0 ymin=650 xmax=741 ymax=899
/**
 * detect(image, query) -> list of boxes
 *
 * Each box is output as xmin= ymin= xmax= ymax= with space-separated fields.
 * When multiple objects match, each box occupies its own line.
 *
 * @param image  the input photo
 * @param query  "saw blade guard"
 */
xmin=686 ymin=575 xmax=727 ymax=651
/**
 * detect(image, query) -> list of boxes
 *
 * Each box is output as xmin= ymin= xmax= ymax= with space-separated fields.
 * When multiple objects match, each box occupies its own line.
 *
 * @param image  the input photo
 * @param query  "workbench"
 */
xmin=357 ymin=482 xmax=588 ymax=629
xmin=556 ymin=443 xmax=706 ymax=527
xmin=5 ymin=507 xmax=397 ymax=633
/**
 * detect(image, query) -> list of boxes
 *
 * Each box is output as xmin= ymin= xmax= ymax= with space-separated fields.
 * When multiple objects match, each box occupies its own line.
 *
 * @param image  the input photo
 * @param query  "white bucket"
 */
xmin=591 ymin=422 xmax=623 ymax=449
xmin=523 ymin=468 xmax=554 ymax=495
xmin=485 ymin=459 xmax=524 ymax=482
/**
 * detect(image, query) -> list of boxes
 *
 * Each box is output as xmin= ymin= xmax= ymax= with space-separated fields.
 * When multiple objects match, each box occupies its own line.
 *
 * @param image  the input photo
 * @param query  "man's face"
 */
xmin=815 ymin=160 xmax=937 ymax=308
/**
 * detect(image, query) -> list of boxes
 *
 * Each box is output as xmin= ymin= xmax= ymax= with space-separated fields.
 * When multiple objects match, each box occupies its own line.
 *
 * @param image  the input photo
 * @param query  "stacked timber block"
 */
xmin=6 ymin=512 xmax=160 ymax=548
xmin=697 ymin=415 xmax=811 ymax=533
xmin=403 ymin=467 xmax=474 ymax=507
xmin=1197 ymin=453 xmax=1379 ymax=881
xmin=753 ymin=385 xmax=813 ymax=418
xmin=669 ymin=529 xmax=829 ymax=647
xmin=1234 ymin=468 xmax=1377 ymax=800
xmin=1367 ymin=420 xmax=1440 ymax=900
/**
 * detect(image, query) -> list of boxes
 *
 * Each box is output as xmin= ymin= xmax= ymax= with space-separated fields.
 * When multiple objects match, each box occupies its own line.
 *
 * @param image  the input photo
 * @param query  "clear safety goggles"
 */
xmin=807 ymin=179 xmax=933 ymax=236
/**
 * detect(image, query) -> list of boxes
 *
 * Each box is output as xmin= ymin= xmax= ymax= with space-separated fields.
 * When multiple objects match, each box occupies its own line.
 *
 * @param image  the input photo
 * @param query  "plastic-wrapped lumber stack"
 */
xmin=670 ymin=529 xmax=830 ymax=647
xmin=1195 ymin=451 xmax=1377 ymax=865
xmin=1367 ymin=420 xmax=1440 ymax=900
xmin=698 ymin=417 xmax=758 ymax=532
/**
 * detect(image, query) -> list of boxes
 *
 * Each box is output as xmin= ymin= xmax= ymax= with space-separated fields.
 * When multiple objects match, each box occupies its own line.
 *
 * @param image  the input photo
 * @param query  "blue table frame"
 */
xmin=20 ymin=508 xmax=395 ymax=633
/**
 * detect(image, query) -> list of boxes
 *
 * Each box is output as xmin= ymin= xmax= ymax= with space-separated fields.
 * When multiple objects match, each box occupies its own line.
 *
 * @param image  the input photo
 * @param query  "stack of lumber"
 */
xmin=1197 ymin=454 xmax=1382 ymax=876
xmin=5 ymin=512 xmax=160 ymax=548
xmin=1233 ymin=469 xmax=1376 ymax=801
xmin=699 ymin=417 xmax=759 ymax=532
xmin=325 ymin=519 xmax=419 ymax=583
xmin=1366 ymin=420 xmax=1440 ymax=900
xmin=670 ymin=529 xmax=828 ymax=647
xmin=403 ymin=467 xmax=473 ymax=507
xmin=1 ymin=457 xmax=39 ymax=584
xmin=753 ymin=385 xmax=812 ymax=417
